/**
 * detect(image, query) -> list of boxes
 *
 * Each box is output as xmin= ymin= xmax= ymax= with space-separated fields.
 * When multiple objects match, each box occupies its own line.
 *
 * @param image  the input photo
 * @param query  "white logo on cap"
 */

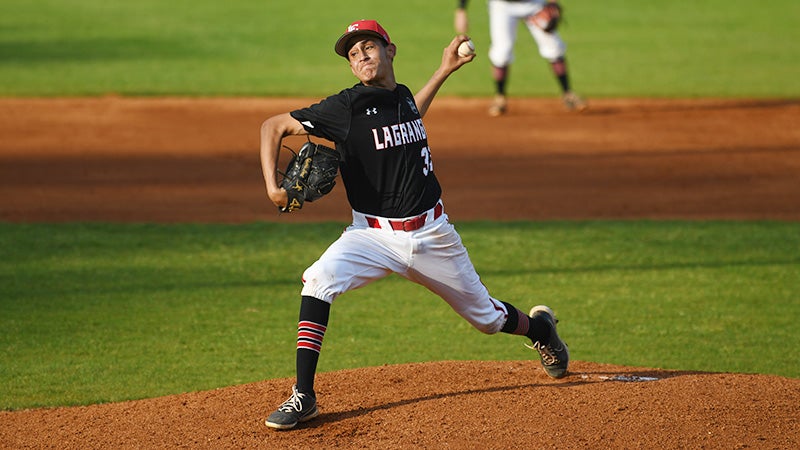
xmin=348 ymin=24 xmax=359 ymax=32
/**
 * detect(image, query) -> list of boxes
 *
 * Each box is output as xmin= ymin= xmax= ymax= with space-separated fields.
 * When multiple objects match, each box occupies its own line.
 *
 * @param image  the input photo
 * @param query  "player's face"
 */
xmin=347 ymin=38 xmax=395 ymax=87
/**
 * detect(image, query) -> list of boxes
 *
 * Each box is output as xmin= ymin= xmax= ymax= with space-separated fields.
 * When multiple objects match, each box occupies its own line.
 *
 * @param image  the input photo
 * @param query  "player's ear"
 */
xmin=386 ymin=42 xmax=396 ymax=61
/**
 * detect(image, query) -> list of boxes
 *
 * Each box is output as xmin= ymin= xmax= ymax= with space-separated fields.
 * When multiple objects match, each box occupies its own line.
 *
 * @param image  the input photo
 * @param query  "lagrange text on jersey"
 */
xmin=370 ymin=118 xmax=427 ymax=150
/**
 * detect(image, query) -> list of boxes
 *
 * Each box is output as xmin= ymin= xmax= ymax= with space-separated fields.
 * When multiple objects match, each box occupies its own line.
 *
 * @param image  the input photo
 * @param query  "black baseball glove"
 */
xmin=279 ymin=141 xmax=340 ymax=213
xmin=529 ymin=1 xmax=562 ymax=33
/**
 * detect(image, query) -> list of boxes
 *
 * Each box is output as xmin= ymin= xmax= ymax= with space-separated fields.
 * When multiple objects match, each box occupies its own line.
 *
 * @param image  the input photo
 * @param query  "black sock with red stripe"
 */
xmin=296 ymin=296 xmax=330 ymax=395
xmin=500 ymin=301 xmax=550 ymax=344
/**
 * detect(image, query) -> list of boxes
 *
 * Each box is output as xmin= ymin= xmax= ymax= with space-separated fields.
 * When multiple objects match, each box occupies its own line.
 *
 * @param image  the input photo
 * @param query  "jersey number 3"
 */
xmin=421 ymin=146 xmax=434 ymax=176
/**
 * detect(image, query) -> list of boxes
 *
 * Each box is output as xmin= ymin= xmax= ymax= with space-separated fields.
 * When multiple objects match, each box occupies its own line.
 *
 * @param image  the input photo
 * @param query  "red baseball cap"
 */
xmin=334 ymin=20 xmax=391 ymax=58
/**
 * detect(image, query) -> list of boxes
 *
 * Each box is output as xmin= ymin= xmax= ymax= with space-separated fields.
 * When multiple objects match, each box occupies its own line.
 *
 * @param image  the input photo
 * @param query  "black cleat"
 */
xmin=527 ymin=305 xmax=569 ymax=378
xmin=265 ymin=385 xmax=319 ymax=430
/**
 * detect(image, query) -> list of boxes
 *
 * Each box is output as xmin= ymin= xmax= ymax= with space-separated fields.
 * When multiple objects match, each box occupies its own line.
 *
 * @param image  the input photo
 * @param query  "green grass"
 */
xmin=2 ymin=221 xmax=798 ymax=410
xmin=1 ymin=0 xmax=799 ymax=97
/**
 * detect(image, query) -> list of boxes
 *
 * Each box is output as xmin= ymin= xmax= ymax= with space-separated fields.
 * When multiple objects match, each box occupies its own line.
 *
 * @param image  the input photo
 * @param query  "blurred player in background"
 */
xmin=455 ymin=0 xmax=587 ymax=115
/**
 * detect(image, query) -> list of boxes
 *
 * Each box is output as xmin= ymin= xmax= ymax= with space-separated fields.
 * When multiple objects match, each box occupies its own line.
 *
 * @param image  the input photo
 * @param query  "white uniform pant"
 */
xmin=488 ymin=0 xmax=567 ymax=66
xmin=300 ymin=203 xmax=509 ymax=334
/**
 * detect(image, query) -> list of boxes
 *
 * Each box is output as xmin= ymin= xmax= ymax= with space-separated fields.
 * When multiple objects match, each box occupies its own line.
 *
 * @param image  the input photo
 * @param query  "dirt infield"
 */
xmin=1 ymin=97 xmax=799 ymax=449
xmin=2 ymin=97 xmax=799 ymax=222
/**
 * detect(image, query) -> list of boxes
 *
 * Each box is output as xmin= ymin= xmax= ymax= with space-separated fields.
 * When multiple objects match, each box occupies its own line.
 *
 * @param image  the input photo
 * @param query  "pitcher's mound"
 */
xmin=2 ymin=360 xmax=798 ymax=449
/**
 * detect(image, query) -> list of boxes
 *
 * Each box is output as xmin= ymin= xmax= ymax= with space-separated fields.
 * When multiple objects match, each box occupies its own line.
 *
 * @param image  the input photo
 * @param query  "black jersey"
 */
xmin=290 ymin=83 xmax=442 ymax=218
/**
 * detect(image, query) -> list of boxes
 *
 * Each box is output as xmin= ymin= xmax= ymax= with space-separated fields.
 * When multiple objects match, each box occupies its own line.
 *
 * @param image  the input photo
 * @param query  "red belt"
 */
xmin=366 ymin=202 xmax=443 ymax=232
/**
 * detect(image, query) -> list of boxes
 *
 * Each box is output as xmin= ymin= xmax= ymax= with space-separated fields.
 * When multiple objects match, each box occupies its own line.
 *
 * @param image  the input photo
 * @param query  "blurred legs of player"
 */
xmin=489 ymin=66 xmax=509 ymax=116
xmin=551 ymin=57 xmax=587 ymax=112
xmin=489 ymin=58 xmax=588 ymax=117
xmin=489 ymin=58 xmax=585 ymax=116
xmin=487 ymin=0 xmax=586 ymax=116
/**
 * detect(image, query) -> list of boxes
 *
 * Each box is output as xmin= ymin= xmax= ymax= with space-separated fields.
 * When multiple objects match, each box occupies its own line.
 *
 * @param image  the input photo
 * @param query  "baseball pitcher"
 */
xmin=260 ymin=19 xmax=569 ymax=430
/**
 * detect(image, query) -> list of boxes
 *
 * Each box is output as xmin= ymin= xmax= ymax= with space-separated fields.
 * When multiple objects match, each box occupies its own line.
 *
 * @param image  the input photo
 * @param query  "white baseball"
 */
xmin=457 ymin=39 xmax=475 ymax=57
